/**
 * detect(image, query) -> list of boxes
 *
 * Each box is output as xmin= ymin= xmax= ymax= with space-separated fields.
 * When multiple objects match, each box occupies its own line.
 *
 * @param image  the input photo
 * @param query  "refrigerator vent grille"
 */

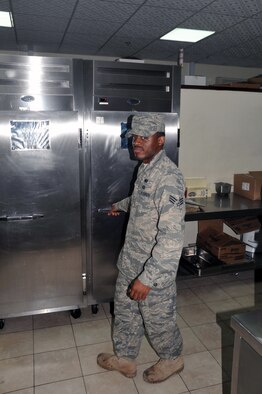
xmin=0 ymin=54 xmax=73 ymax=95
xmin=96 ymin=83 xmax=168 ymax=92
xmin=92 ymin=61 xmax=175 ymax=112
xmin=96 ymin=66 xmax=169 ymax=77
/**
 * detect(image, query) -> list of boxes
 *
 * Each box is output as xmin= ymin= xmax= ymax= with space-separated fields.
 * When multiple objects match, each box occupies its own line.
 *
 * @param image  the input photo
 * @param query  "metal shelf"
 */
xmin=185 ymin=193 xmax=262 ymax=222
xmin=180 ymin=250 xmax=256 ymax=277
xmin=182 ymin=194 xmax=262 ymax=276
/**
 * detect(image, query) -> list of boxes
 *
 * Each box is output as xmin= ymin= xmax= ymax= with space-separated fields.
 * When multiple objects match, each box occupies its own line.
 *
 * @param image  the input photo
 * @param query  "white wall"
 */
xmin=179 ymin=88 xmax=262 ymax=244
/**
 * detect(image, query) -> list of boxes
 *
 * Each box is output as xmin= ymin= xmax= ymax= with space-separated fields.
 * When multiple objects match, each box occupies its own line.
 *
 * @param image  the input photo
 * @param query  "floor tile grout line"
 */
xmin=72 ymin=313 xmax=89 ymax=394
xmin=131 ymin=376 xmax=140 ymax=394
xmin=33 ymin=376 xmax=86 ymax=391
xmin=32 ymin=315 xmax=36 ymax=394
xmin=208 ymin=348 xmax=232 ymax=384
xmin=177 ymin=365 xmax=191 ymax=393
xmin=201 ymin=285 xmax=254 ymax=317
xmin=180 ymin=325 xmax=210 ymax=354
xmin=188 ymin=287 xmax=231 ymax=305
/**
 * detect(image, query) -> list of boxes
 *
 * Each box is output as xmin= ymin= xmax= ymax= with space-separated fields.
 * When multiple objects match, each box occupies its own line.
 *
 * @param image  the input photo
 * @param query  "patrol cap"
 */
xmin=126 ymin=113 xmax=165 ymax=138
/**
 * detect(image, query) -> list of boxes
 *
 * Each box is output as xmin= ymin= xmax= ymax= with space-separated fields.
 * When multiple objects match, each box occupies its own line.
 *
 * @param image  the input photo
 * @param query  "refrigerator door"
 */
xmin=88 ymin=111 xmax=179 ymax=304
xmin=0 ymin=111 xmax=83 ymax=317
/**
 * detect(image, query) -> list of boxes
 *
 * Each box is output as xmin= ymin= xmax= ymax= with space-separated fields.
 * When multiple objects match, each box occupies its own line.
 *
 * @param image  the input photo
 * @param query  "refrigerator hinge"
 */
xmin=177 ymin=128 xmax=180 ymax=148
xmin=82 ymin=273 xmax=87 ymax=295
xmin=78 ymin=128 xmax=83 ymax=149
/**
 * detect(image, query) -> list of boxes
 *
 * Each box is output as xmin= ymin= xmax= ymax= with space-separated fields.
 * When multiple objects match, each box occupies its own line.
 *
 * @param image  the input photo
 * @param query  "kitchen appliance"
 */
xmin=0 ymin=55 xmax=181 ymax=321
xmin=0 ymin=55 xmax=84 ymax=319
xmin=83 ymin=60 xmax=181 ymax=305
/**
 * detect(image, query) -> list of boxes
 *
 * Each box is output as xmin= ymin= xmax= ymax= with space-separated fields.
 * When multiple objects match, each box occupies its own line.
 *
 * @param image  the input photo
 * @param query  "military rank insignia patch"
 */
xmin=169 ymin=195 xmax=184 ymax=207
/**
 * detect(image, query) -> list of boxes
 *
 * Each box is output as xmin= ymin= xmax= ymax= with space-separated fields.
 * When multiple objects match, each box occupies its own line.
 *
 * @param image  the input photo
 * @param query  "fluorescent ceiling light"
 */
xmin=0 ymin=11 xmax=13 ymax=27
xmin=161 ymin=28 xmax=215 ymax=43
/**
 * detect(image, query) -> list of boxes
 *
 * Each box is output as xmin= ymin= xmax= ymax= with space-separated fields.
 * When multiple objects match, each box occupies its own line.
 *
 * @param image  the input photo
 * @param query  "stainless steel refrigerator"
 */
xmin=86 ymin=110 xmax=179 ymax=305
xmin=0 ymin=55 xmax=181 ymax=321
xmin=0 ymin=111 xmax=83 ymax=318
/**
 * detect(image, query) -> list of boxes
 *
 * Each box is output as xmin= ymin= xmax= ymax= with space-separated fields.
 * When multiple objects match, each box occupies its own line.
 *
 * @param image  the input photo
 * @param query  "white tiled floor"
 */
xmin=0 ymin=269 xmax=258 ymax=394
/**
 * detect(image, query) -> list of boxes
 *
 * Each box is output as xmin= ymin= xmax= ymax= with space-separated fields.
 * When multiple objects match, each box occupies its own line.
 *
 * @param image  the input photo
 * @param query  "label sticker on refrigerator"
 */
xmin=96 ymin=116 xmax=104 ymax=124
xmin=10 ymin=120 xmax=50 ymax=150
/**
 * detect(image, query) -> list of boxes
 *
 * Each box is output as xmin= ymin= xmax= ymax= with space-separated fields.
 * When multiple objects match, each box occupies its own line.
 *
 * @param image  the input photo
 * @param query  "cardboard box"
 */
xmin=224 ymin=217 xmax=262 ymax=255
xmin=223 ymin=217 xmax=261 ymax=235
xmin=234 ymin=173 xmax=262 ymax=200
xmin=248 ymin=74 xmax=262 ymax=84
xmin=249 ymin=171 xmax=262 ymax=177
xmin=197 ymin=228 xmax=246 ymax=263
xmin=215 ymin=82 xmax=261 ymax=89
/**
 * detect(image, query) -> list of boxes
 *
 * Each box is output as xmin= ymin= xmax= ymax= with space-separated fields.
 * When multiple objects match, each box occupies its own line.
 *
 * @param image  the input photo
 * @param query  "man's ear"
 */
xmin=158 ymin=136 xmax=165 ymax=147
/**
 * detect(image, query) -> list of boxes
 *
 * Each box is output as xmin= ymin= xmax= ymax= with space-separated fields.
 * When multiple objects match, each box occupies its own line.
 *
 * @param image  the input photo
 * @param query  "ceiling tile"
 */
xmin=68 ymin=18 xmax=121 ymax=36
xmin=0 ymin=27 xmax=17 ymax=49
xmin=96 ymin=44 xmax=136 ymax=58
xmin=136 ymin=40 xmax=187 ymax=60
xmin=14 ymin=14 xmax=69 ymax=32
xmin=60 ymin=32 xmax=106 ymax=55
xmin=11 ymin=0 xmax=77 ymax=18
xmin=74 ymin=0 xmax=140 ymax=21
xmin=17 ymin=29 xmax=63 ymax=44
xmin=203 ymin=0 xmax=262 ymax=17
xmin=146 ymin=0 xmax=214 ymax=11
xmin=96 ymin=34 xmax=153 ymax=57
xmin=117 ymin=6 xmax=194 ymax=38
xmin=0 ymin=0 xmax=10 ymax=11
xmin=101 ymin=0 xmax=144 ymax=3
xmin=181 ymin=12 xmax=244 ymax=31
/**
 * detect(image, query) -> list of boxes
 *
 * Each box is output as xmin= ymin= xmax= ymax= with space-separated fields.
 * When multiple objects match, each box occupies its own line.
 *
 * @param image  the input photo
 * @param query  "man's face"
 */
xmin=132 ymin=133 xmax=165 ymax=163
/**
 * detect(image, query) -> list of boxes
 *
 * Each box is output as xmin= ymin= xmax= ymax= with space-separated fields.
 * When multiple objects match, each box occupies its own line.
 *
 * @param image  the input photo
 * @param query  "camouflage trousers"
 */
xmin=113 ymin=272 xmax=183 ymax=360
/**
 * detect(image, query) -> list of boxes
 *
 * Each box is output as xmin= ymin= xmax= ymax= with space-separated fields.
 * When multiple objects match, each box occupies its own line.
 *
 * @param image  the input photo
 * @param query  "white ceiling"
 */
xmin=1 ymin=0 xmax=262 ymax=67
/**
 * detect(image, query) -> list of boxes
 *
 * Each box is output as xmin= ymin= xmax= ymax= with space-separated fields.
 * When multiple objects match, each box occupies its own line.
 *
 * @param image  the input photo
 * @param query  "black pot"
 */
xmin=215 ymin=182 xmax=232 ymax=197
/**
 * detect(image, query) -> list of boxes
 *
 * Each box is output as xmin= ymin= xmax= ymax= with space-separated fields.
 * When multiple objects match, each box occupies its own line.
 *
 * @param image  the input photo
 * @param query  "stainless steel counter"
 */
xmin=231 ymin=309 xmax=262 ymax=394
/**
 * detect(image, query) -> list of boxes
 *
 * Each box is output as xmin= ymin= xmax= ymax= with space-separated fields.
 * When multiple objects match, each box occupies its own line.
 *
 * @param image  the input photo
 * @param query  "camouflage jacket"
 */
xmin=115 ymin=149 xmax=185 ymax=289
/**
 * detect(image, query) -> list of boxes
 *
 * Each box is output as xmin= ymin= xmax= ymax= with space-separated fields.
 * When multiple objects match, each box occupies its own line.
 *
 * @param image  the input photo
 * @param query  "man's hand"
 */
xmin=107 ymin=204 xmax=120 ymax=216
xmin=127 ymin=279 xmax=151 ymax=301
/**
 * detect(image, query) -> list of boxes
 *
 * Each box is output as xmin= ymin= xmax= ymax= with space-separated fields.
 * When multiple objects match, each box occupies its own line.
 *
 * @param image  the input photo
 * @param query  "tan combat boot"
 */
xmin=143 ymin=356 xmax=184 ymax=383
xmin=97 ymin=353 xmax=137 ymax=378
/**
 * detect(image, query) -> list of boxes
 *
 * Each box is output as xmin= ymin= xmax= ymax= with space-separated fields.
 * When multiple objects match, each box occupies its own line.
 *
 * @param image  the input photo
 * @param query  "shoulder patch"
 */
xmin=169 ymin=195 xmax=184 ymax=207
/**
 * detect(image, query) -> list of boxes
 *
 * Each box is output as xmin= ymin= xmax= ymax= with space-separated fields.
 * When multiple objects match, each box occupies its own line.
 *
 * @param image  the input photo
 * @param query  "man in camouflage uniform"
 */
xmin=97 ymin=113 xmax=185 ymax=383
